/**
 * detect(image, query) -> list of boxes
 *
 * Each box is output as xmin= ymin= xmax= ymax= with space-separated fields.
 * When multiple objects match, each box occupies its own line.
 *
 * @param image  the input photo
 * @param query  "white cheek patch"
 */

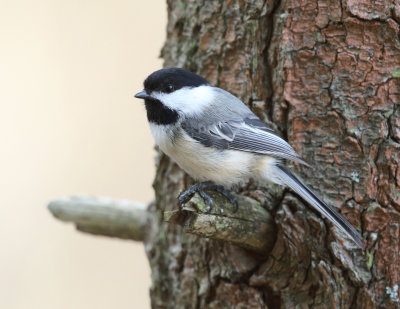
xmin=151 ymin=86 xmax=214 ymax=116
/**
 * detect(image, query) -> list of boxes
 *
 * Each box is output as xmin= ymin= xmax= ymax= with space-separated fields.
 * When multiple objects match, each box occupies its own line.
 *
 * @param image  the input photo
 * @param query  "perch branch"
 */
xmin=48 ymin=194 xmax=276 ymax=253
xmin=48 ymin=196 xmax=147 ymax=241
xmin=164 ymin=193 xmax=276 ymax=254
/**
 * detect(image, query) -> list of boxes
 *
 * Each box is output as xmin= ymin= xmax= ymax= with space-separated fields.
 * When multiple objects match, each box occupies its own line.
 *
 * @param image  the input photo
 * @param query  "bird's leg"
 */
xmin=178 ymin=181 xmax=238 ymax=213
xmin=178 ymin=182 xmax=214 ymax=211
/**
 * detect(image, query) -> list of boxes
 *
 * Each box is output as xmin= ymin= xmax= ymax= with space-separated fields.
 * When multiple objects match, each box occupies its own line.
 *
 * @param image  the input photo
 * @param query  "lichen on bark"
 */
xmin=144 ymin=0 xmax=400 ymax=308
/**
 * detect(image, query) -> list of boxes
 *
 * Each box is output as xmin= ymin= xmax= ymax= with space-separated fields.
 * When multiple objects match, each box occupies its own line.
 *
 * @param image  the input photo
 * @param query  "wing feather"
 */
xmin=182 ymin=116 xmax=308 ymax=165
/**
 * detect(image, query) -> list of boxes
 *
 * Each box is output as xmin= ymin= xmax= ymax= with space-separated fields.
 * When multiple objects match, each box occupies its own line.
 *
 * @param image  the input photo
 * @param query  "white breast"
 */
xmin=149 ymin=123 xmax=259 ymax=187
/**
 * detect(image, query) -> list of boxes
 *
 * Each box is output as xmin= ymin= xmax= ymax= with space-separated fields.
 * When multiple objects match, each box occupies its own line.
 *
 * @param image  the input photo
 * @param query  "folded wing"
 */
xmin=182 ymin=115 xmax=307 ymax=165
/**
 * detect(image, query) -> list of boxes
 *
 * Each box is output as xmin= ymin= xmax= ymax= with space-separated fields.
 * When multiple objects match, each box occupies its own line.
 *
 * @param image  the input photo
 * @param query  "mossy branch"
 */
xmin=164 ymin=192 xmax=276 ymax=254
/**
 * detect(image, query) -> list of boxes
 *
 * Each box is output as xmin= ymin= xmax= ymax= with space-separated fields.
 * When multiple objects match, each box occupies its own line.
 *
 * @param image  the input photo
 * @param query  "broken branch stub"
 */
xmin=164 ymin=193 xmax=276 ymax=254
xmin=48 ymin=196 xmax=148 ymax=241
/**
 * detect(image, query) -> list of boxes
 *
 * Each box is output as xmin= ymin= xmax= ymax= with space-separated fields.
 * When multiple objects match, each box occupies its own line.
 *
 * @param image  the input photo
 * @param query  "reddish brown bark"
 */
xmin=144 ymin=0 xmax=400 ymax=308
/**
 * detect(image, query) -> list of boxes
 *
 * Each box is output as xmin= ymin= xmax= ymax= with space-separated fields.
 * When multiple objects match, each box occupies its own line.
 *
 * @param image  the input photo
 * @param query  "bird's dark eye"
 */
xmin=165 ymin=84 xmax=174 ymax=93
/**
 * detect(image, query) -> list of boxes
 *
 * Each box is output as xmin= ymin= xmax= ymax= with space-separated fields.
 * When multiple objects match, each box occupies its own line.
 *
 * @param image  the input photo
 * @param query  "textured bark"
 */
xmin=164 ymin=192 xmax=276 ymax=253
xmin=144 ymin=0 xmax=400 ymax=308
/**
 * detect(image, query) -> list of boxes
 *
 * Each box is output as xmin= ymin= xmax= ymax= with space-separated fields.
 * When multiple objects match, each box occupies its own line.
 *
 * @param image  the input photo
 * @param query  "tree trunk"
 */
xmin=144 ymin=0 xmax=400 ymax=308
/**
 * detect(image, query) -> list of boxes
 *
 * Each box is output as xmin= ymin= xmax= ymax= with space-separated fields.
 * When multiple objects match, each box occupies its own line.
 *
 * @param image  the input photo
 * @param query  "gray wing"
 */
xmin=182 ymin=115 xmax=308 ymax=165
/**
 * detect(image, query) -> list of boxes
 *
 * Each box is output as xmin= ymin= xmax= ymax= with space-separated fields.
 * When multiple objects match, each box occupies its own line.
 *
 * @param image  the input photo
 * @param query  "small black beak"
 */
xmin=134 ymin=90 xmax=149 ymax=99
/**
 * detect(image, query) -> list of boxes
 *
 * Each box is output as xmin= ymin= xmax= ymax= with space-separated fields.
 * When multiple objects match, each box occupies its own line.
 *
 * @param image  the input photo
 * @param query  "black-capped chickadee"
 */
xmin=134 ymin=67 xmax=364 ymax=249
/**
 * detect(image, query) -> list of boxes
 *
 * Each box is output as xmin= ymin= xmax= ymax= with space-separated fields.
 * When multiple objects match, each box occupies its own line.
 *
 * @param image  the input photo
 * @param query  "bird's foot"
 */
xmin=178 ymin=181 xmax=239 ymax=213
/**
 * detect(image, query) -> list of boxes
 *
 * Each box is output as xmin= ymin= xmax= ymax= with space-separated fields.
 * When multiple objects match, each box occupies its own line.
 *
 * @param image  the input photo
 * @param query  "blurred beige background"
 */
xmin=0 ymin=0 xmax=166 ymax=308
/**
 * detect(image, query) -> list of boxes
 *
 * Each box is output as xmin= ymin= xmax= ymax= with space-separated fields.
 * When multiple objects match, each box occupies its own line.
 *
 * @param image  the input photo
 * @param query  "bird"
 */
xmin=134 ymin=67 xmax=364 ymax=249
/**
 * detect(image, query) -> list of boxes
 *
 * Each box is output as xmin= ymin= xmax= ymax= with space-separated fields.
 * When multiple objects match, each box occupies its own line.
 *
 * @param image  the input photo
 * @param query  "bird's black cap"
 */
xmin=143 ymin=67 xmax=209 ymax=94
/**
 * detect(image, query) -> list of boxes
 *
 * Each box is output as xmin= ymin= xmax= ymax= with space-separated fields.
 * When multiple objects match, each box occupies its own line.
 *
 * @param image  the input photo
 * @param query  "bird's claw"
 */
xmin=178 ymin=181 xmax=238 ymax=213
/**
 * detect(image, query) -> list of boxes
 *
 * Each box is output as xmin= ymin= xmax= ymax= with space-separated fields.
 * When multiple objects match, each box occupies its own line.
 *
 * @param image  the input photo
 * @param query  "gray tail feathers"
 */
xmin=275 ymin=165 xmax=364 ymax=249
